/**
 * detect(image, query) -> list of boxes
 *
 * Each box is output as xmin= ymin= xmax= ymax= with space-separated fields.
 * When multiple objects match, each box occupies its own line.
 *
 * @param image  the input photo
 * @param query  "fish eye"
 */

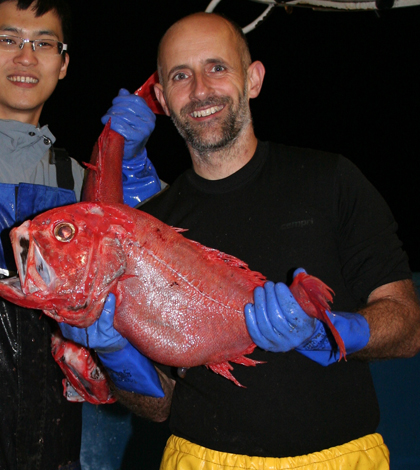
xmin=54 ymin=222 xmax=76 ymax=242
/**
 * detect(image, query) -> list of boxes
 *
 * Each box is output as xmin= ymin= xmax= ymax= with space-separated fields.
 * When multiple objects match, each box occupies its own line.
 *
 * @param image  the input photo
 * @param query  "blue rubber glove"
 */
xmin=101 ymin=88 xmax=156 ymax=160
xmin=121 ymin=150 xmax=161 ymax=208
xmin=244 ymin=269 xmax=370 ymax=366
xmin=295 ymin=310 xmax=370 ymax=366
xmin=59 ymin=294 xmax=164 ymax=397
xmin=101 ymin=89 xmax=161 ymax=207
xmin=244 ymin=281 xmax=317 ymax=353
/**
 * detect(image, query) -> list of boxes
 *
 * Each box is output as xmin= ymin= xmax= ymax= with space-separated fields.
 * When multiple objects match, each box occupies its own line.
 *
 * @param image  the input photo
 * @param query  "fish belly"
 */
xmin=113 ymin=214 xmax=259 ymax=368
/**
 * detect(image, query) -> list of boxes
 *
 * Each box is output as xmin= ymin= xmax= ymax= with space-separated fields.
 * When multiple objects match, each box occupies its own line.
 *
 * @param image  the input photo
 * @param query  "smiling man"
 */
xmin=154 ymin=14 xmax=264 ymax=180
xmin=0 ymin=0 xmax=69 ymax=125
xmin=0 ymin=1 xmax=162 ymax=469
xmin=107 ymin=12 xmax=420 ymax=470
xmin=0 ymin=4 xmax=84 ymax=467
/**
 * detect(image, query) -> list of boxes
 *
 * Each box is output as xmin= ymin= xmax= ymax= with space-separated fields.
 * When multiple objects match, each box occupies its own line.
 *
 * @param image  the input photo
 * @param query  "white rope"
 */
xmin=205 ymin=0 xmax=275 ymax=33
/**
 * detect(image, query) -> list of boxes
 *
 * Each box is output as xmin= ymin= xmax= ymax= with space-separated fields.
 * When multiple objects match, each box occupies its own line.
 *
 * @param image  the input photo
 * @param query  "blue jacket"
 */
xmin=0 ymin=118 xmax=162 ymax=470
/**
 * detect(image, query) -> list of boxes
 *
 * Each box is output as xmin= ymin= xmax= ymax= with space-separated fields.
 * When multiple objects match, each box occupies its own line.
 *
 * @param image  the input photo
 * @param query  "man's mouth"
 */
xmin=7 ymin=75 xmax=39 ymax=84
xmin=190 ymin=105 xmax=224 ymax=118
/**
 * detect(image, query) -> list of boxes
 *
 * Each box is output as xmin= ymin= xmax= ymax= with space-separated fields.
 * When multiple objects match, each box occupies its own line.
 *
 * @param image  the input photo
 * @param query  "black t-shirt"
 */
xmin=141 ymin=141 xmax=410 ymax=457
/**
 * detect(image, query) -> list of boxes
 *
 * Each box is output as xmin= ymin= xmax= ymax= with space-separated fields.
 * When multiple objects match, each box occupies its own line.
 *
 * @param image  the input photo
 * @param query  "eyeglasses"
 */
xmin=0 ymin=34 xmax=67 ymax=55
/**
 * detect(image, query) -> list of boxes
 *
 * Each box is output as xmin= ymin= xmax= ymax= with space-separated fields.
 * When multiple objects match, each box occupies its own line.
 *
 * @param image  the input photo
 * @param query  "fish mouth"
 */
xmin=14 ymin=222 xmax=55 ymax=295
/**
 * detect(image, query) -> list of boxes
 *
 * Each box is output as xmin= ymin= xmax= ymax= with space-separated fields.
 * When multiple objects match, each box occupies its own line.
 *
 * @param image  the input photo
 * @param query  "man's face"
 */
xmin=0 ymin=1 xmax=69 ymax=125
xmin=156 ymin=16 xmax=252 ymax=154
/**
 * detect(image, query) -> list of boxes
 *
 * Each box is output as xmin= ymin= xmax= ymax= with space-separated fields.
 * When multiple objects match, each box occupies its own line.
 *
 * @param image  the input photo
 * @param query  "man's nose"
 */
xmin=189 ymin=74 xmax=214 ymax=100
xmin=13 ymin=42 xmax=38 ymax=65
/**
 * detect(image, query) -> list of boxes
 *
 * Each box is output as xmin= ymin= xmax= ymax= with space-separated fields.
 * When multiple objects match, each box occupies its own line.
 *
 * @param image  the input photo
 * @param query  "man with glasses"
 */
xmin=0 ymin=1 xmax=163 ymax=469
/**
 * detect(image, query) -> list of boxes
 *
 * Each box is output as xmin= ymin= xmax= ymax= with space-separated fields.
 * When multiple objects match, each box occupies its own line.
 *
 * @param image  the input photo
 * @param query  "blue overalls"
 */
xmin=0 ymin=182 xmax=82 ymax=470
xmin=0 ymin=119 xmax=162 ymax=470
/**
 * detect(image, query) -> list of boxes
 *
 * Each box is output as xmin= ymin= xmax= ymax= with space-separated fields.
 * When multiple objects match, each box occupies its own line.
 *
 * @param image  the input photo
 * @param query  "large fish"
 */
xmin=0 ymin=77 xmax=343 ymax=388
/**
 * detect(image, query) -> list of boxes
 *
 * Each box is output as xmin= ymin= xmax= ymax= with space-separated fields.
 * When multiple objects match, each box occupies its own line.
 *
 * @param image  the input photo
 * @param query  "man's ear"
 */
xmin=247 ymin=61 xmax=265 ymax=99
xmin=154 ymin=83 xmax=170 ymax=116
xmin=59 ymin=53 xmax=70 ymax=80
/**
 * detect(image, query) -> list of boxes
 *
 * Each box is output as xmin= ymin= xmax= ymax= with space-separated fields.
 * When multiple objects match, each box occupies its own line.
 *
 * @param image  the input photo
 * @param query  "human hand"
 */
xmin=244 ymin=281 xmax=317 ymax=353
xmin=101 ymin=88 xmax=156 ymax=160
xmin=59 ymin=294 xmax=164 ymax=397
xmin=58 ymin=293 xmax=127 ymax=352
xmin=244 ymin=269 xmax=370 ymax=365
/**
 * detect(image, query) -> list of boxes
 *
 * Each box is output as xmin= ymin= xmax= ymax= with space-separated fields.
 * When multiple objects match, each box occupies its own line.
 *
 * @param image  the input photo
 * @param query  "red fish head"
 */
xmin=0 ymin=202 xmax=128 ymax=327
xmin=51 ymin=330 xmax=116 ymax=404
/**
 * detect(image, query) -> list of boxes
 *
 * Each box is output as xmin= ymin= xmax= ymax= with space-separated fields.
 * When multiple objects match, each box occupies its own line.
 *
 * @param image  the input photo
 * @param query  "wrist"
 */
xmin=95 ymin=336 xmax=127 ymax=354
xmin=97 ymin=342 xmax=164 ymax=397
xmin=122 ymin=147 xmax=147 ymax=165
xmin=299 ymin=320 xmax=330 ymax=351
xmin=296 ymin=311 xmax=370 ymax=366
xmin=122 ymin=149 xmax=161 ymax=207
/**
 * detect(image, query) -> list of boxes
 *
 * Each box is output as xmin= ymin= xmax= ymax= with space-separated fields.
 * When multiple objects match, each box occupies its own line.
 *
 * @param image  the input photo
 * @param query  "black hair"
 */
xmin=0 ymin=0 xmax=72 ymax=46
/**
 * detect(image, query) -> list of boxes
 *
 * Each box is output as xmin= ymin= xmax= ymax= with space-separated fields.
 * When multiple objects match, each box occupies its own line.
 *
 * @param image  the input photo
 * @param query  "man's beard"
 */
xmin=168 ymin=88 xmax=251 ymax=155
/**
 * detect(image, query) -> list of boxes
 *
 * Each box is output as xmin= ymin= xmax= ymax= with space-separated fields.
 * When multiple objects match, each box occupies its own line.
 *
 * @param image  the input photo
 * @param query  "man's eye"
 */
xmin=0 ymin=36 xmax=16 ymax=45
xmin=36 ymin=40 xmax=54 ymax=49
xmin=173 ymin=72 xmax=188 ymax=81
xmin=212 ymin=65 xmax=225 ymax=72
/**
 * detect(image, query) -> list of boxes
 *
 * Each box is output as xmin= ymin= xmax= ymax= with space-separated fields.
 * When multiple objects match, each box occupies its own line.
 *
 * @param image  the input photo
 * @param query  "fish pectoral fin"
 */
xmin=206 ymin=345 xmax=265 ymax=388
xmin=207 ymin=362 xmax=245 ymax=388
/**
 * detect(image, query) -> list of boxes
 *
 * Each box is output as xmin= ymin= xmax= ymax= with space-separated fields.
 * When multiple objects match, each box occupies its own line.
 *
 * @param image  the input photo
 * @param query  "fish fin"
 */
xmin=134 ymin=71 xmax=165 ymax=115
xmin=289 ymin=272 xmax=334 ymax=319
xmin=207 ymin=344 xmax=264 ymax=388
xmin=229 ymin=355 xmax=265 ymax=367
xmin=290 ymin=272 xmax=346 ymax=360
xmin=83 ymin=162 xmax=98 ymax=172
xmin=172 ymin=227 xmax=188 ymax=233
xmin=322 ymin=313 xmax=347 ymax=361
xmin=207 ymin=362 xmax=245 ymax=388
xmin=187 ymin=240 xmax=266 ymax=290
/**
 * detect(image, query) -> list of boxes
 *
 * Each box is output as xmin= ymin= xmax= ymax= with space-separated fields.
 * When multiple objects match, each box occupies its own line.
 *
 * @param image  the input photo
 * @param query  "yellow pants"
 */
xmin=159 ymin=433 xmax=389 ymax=470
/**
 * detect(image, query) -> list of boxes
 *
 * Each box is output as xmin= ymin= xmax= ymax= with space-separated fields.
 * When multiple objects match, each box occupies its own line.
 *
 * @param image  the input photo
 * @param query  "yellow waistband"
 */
xmin=160 ymin=433 xmax=389 ymax=469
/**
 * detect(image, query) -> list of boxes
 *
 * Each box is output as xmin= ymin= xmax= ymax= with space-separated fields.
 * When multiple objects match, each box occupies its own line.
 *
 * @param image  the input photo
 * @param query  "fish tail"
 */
xmin=82 ymin=120 xmax=125 ymax=204
xmin=290 ymin=272 xmax=346 ymax=360
xmin=134 ymin=71 xmax=165 ymax=115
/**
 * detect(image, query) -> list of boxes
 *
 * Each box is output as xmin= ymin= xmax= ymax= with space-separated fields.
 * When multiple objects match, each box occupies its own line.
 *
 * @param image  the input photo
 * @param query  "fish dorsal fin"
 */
xmin=187 ymin=238 xmax=266 ymax=290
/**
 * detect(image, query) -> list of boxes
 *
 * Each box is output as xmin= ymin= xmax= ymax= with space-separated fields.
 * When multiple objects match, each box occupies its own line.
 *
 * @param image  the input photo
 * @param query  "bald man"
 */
xmin=111 ymin=12 xmax=419 ymax=470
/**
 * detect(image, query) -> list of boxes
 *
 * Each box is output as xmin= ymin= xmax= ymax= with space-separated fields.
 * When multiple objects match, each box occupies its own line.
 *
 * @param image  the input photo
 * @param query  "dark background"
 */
xmin=42 ymin=0 xmax=420 ymax=271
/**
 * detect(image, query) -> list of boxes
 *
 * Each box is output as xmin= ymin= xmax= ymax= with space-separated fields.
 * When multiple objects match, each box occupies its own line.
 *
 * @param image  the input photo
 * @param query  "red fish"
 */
xmin=0 ymin=198 xmax=339 ymax=386
xmin=0 ymin=78 xmax=343 ymax=388
xmin=51 ymin=331 xmax=115 ymax=404
xmin=134 ymin=71 xmax=165 ymax=115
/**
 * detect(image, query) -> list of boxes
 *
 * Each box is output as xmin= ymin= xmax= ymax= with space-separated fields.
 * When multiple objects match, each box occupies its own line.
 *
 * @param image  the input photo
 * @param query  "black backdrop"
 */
xmin=42 ymin=0 xmax=420 ymax=270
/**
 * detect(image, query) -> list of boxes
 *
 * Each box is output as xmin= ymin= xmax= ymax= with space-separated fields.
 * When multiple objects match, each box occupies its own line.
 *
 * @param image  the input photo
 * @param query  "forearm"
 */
xmin=111 ymin=368 xmax=175 ymax=422
xmin=354 ymin=279 xmax=420 ymax=360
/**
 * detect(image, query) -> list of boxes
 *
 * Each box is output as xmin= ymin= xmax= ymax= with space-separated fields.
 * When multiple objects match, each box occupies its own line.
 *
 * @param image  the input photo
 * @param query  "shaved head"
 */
xmin=157 ymin=12 xmax=251 ymax=83
xmin=153 ymin=10 xmax=265 ymax=176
